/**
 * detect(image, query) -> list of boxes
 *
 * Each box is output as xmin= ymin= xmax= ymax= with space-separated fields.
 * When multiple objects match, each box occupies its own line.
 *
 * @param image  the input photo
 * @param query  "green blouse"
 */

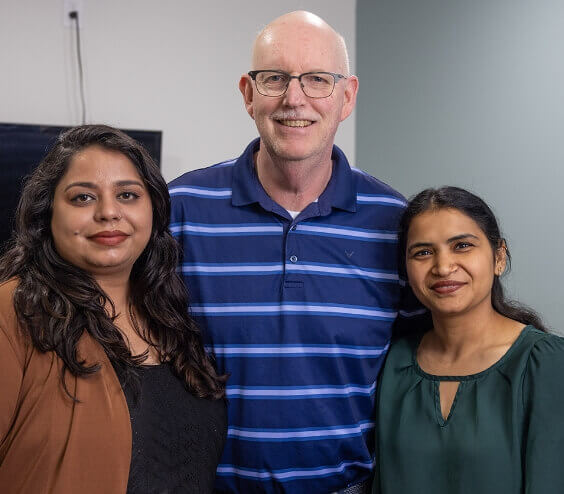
xmin=373 ymin=326 xmax=564 ymax=494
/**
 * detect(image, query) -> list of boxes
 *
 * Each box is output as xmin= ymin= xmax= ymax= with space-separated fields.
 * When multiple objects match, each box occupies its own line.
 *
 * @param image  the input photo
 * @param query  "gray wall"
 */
xmin=356 ymin=0 xmax=564 ymax=333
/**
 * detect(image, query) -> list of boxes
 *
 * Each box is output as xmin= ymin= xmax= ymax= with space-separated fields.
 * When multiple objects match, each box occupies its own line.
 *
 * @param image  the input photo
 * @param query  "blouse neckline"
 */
xmin=412 ymin=325 xmax=532 ymax=382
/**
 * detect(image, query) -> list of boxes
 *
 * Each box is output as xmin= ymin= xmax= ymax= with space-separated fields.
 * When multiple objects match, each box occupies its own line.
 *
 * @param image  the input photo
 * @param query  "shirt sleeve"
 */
xmin=523 ymin=333 xmax=564 ymax=493
xmin=0 ymin=323 xmax=24 ymax=445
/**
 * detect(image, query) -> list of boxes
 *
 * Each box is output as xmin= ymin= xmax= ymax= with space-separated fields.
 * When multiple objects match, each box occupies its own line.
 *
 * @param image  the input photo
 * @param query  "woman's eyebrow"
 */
xmin=64 ymin=181 xmax=96 ymax=192
xmin=64 ymin=179 xmax=144 ymax=192
xmin=407 ymin=241 xmax=432 ymax=253
xmin=446 ymin=233 xmax=479 ymax=243
xmin=114 ymin=180 xmax=145 ymax=188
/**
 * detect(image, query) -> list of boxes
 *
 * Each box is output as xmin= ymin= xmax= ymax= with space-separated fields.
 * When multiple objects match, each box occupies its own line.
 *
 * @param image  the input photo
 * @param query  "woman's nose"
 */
xmin=432 ymin=251 xmax=456 ymax=276
xmin=94 ymin=197 xmax=122 ymax=222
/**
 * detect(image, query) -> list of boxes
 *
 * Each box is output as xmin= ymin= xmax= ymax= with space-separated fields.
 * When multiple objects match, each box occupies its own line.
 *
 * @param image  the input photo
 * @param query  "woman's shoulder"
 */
xmin=514 ymin=326 xmax=564 ymax=414
xmin=508 ymin=326 xmax=564 ymax=383
xmin=0 ymin=278 xmax=29 ymax=359
xmin=384 ymin=332 xmax=422 ymax=369
xmin=0 ymin=278 xmax=20 ymax=327
xmin=0 ymin=277 xmax=19 ymax=301
xmin=528 ymin=327 xmax=564 ymax=363
xmin=519 ymin=325 xmax=564 ymax=356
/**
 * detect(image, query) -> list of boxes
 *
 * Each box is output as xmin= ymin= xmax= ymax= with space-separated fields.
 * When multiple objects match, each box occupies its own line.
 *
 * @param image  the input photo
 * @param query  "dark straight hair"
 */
xmin=398 ymin=186 xmax=546 ymax=332
xmin=0 ymin=124 xmax=227 ymax=398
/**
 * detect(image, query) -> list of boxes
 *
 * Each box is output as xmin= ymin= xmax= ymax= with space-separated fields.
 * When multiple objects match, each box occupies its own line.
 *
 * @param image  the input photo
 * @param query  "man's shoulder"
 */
xmin=168 ymin=158 xmax=238 ymax=190
xmin=168 ymin=139 xmax=258 ymax=191
xmin=349 ymin=167 xmax=407 ymax=208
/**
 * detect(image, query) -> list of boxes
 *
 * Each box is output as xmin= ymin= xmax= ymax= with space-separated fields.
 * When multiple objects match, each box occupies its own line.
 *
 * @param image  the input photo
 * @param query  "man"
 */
xmin=169 ymin=11 xmax=422 ymax=493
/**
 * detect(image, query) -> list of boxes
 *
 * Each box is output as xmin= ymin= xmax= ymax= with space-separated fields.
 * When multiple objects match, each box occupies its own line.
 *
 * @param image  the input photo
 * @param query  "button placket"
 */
xmin=283 ymin=221 xmax=303 ymax=291
xmin=287 ymin=222 xmax=299 ymax=264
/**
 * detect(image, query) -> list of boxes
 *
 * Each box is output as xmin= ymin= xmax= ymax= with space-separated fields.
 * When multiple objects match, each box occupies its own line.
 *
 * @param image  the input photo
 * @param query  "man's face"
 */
xmin=240 ymin=23 xmax=358 ymax=164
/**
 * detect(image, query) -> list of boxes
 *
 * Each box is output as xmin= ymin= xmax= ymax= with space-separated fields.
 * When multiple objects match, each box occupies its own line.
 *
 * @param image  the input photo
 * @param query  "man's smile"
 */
xmin=277 ymin=119 xmax=313 ymax=127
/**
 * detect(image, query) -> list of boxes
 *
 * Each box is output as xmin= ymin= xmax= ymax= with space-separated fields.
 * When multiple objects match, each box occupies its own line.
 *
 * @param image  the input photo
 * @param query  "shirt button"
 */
xmin=291 ymin=225 xmax=297 ymax=231
xmin=289 ymin=255 xmax=298 ymax=263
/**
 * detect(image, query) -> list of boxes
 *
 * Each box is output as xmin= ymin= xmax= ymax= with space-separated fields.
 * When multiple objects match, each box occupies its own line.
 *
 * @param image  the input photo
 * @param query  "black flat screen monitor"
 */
xmin=0 ymin=123 xmax=162 ymax=247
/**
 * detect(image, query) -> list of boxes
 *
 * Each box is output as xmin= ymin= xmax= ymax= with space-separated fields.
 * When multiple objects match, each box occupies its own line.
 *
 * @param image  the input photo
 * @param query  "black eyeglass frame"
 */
xmin=248 ymin=70 xmax=346 ymax=98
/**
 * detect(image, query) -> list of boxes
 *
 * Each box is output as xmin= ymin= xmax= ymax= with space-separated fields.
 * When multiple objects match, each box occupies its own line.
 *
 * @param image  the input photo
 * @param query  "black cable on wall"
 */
xmin=69 ymin=10 xmax=86 ymax=124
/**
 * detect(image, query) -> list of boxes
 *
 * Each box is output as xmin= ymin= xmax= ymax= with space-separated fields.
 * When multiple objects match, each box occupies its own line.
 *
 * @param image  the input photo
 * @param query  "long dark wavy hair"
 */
xmin=0 ymin=124 xmax=227 ymax=398
xmin=398 ymin=186 xmax=546 ymax=332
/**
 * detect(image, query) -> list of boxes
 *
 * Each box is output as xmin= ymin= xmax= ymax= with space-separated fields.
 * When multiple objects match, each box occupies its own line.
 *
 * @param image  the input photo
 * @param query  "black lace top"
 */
xmin=120 ymin=363 xmax=227 ymax=494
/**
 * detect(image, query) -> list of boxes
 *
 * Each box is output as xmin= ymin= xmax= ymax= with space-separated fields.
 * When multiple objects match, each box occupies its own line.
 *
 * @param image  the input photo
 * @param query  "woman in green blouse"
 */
xmin=373 ymin=186 xmax=564 ymax=494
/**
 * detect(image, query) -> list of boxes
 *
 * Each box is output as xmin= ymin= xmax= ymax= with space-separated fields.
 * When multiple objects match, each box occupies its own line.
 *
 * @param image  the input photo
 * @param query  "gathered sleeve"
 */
xmin=523 ymin=332 xmax=564 ymax=493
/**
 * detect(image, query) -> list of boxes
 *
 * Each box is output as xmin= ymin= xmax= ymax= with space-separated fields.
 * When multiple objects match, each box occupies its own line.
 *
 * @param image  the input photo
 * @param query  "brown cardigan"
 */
xmin=0 ymin=279 xmax=132 ymax=493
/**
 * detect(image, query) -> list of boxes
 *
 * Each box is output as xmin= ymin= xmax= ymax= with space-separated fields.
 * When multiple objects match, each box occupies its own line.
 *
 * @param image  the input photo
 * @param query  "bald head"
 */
xmin=240 ymin=10 xmax=358 ymax=169
xmin=252 ymin=11 xmax=350 ymax=76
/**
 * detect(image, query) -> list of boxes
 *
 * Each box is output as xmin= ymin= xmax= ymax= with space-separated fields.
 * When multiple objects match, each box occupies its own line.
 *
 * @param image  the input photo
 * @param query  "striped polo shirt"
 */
xmin=169 ymin=139 xmax=423 ymax=493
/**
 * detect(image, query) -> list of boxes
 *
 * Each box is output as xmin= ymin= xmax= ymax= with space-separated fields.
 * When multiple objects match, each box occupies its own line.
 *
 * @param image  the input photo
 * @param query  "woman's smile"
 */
xmin=88 ymin=230 xmax=130 ymax=246
xmin=430 ymin=279 xmax=467 ymax=295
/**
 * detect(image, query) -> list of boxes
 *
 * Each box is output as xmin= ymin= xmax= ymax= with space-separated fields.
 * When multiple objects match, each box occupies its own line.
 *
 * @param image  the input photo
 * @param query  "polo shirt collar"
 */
xmin=231 ymin=138 xmax=357 ymax=214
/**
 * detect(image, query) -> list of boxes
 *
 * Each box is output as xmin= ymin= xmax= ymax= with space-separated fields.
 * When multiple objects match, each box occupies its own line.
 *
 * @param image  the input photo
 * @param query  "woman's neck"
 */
xmin=431 ymin=306 xmax=503 ymax=354
xmin=420 ymin=303 xmax=524 ymax=374
xmin=94 ymin=274 xmax=154 ymax=361
xmin=95 ymin=274 xmax=130 ymax=314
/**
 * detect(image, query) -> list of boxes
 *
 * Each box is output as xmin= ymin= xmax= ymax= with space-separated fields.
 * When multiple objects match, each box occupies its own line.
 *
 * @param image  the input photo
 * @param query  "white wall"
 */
xmin=0 ymin=0 xmax=356 ymax=182
xmin=356 ymin=0 xmax=564 ymax=333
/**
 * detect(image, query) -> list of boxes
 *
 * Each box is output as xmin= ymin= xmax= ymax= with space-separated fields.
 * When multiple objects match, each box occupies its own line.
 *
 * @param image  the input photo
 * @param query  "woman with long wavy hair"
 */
xmin=0 ymin=125 xmax=227 ymax=493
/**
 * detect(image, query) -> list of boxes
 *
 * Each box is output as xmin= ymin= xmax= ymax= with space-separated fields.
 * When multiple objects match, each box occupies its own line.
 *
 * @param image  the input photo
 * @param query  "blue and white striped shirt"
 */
xmin=169 ymin=139 xmax=424 ymax=493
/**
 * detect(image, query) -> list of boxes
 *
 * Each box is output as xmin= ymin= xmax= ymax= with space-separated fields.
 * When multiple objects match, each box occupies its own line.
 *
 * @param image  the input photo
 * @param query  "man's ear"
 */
xmin=339 ymin=75 xmax=359 ymax=122
xmin=239 ymin=75 xmax=255 ymax=119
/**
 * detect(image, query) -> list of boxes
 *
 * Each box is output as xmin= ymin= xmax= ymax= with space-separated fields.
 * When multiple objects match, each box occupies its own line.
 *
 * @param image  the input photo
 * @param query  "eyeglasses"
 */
xmin=248 ymin=70 xmax=346 ymax=98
